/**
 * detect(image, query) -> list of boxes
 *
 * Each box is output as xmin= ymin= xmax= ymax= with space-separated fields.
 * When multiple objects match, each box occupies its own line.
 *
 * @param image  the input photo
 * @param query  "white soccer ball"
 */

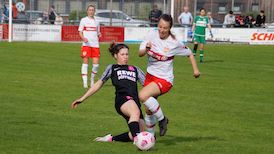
xmin=135 ymin=131 xmax=155 ymax=151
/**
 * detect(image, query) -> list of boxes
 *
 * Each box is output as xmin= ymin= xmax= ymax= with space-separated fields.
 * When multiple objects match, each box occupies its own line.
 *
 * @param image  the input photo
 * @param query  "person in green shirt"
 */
xmin=192 ymin=8 xmax=213 ymax=63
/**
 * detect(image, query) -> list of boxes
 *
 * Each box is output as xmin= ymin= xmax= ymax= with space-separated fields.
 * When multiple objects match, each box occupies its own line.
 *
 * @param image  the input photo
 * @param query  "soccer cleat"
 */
xmin=94 ymin=134 xmax=113 ymax=142
xmin=83 ymin=84 xmax=88 ymax=89
xmin=133 ymin=136 xmax=138 ymax=145
xmin=159 ymin=117 xmax=169 ymax=136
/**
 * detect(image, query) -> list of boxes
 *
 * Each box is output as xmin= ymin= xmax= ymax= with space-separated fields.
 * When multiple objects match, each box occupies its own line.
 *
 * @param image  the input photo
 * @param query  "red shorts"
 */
xmin=81 ymin=46 xmax=100 ymax=58
xmin=144 ymin=73 xmax=172 ymax=94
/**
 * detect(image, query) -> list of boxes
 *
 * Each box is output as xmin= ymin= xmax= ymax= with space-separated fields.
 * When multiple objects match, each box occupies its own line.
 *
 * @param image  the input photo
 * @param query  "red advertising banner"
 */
xmin=99 ymin=26 xmax=124 ymax=42
xmin=2 ymin=24 xmax=9 ymax=40
xmin=62 ymin=25 xmax=124 ymax=42
xmin=62 ymin=25 xmax=81 ymax=41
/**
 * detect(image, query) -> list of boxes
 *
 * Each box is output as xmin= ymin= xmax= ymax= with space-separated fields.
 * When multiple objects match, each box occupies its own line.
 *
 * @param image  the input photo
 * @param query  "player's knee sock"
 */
xmin=112 ymin=132 xmax=131 ymax=142
xmin=128 ymin=121 xmax=140 ymax=138
xmin=144 ymin=114 xmax=157 ymax=135
xmin=91 ymin=64 xmax=99 ymax=85
xmin=193 ymin=44 xmax=198 ymax=56
xmin=200 ymin=50 xmax=204 ymax=62
xmin=144 ymin=97 xmax=164 ymax=121
xmin=81 ymin=64 xmax=88 ymax=88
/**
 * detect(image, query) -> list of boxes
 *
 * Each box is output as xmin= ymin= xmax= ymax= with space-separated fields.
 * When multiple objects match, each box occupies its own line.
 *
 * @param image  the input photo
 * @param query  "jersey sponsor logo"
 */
xmin=82 ymin=51 xmax=87 ymax=56
xmin=128 ymin=66 xmax=135 ymax=71
xmin=163 ymin=47 xmax=170 ymax=53
xmin=117 ymin=70 xmax=136 ymax=82
xmin=83 ymin=26 xmax=97 ymax=31
xmin=251 ymin=33 xmax=274 ymax=41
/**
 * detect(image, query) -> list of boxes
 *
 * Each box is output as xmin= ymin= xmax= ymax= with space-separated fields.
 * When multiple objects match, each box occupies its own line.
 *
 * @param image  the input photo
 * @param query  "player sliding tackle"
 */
xmin=138 ymin=14 xmax=200 ymax=137
xmin=71 ymin=43 xmax=145 ymax=143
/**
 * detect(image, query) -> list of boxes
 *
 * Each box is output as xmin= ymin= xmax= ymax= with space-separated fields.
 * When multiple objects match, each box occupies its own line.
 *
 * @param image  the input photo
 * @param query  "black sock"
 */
xmin=112 ymin=132 xmax=131 ymax=142
xmin=193 ymin=44 xmax=198 ymax=53
xmin=128 ymin=121 xmax=140 ymax=138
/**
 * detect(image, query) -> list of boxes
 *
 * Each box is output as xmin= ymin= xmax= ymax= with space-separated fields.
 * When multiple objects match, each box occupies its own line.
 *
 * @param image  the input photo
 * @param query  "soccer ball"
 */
xmin=134 ymin=131 xmax=155 ymax=151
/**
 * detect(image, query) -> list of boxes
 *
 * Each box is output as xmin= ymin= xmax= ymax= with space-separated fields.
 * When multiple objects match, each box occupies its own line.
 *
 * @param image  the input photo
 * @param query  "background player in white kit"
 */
xmin=138 ymin=14 xmax=200 ymax=136
xmin=78 ymin=5 xmax=101 ymax=88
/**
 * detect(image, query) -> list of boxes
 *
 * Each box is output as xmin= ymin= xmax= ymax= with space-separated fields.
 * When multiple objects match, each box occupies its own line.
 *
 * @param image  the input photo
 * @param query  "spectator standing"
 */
xmin=148 ymin=4 xmax=162 ymax=27
xmin=12 ymin=2 xmax=18 ymax=19
xmin=0 ymin=3 xmax=3 ymax=24
xmin=49 ymin=5 xmax=56 ymax=24
xmin=223 ymin=11 xmax=235 ymax=28
xmin=256 ymin=10 xmax=265 ymax=27
xmin=207 ymin=11 xmax=214 ymax=25
xmin=178 ymin=6 xmax=193 ymax=26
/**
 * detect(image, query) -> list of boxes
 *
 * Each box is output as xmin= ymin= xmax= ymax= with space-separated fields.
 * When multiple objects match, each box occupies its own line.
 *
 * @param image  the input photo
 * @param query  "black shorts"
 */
xmin=115 ymin=94 xmax=144 ymax=122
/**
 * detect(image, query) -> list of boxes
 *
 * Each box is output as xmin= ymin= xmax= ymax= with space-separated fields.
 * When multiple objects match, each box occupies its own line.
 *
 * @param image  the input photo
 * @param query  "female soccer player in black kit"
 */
xmin=71 ymin=43 xmax=145 ymax=143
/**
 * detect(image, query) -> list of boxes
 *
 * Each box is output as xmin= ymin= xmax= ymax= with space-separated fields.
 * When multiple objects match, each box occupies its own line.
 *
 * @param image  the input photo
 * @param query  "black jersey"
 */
xmin=100 ymin=64 xmax=145 ymax=97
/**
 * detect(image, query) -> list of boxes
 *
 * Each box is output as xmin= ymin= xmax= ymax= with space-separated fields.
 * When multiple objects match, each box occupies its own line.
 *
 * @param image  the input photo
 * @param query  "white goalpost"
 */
xmin=8 ymin=0 xmax=12 ymax=42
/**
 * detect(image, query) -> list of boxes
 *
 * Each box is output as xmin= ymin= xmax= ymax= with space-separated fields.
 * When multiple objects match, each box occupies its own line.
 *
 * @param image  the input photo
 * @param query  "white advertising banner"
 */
xmin=13 ymin=24 xmax=61 ymax=42
xmin=249 ymin=29 xmax=274 ymax=45
xmin=207 ymin=28 xmax=274 ymax=45
xmin=0 ymin=25 xmax=3 ymax=40
xmin=124 ymin=27 xmax=154 ymax=43
xmin=206 ymin=28 xmax=255 ymax=43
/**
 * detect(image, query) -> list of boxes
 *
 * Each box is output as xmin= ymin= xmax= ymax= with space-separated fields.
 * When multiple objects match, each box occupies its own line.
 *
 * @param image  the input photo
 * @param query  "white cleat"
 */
xmin=94 ymin=134 xmax=113 ymax=142
xmin=83 ymin=84 xmax=88 ymax=89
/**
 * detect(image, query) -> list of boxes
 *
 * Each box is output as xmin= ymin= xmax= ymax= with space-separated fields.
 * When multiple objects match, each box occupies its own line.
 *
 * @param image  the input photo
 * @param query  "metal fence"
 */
xmin=1 ymin=0 xmax=274 ymax=26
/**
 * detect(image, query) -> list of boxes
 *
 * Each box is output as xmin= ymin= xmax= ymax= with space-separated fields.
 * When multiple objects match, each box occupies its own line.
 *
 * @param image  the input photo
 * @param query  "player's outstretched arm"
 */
xmin=188 ymin=54 xmax=200 ymax=78
xmin=71 ymin=80 xmax=104 ymax=109
xmin=139 ymin=42 xmax=152 ymax=57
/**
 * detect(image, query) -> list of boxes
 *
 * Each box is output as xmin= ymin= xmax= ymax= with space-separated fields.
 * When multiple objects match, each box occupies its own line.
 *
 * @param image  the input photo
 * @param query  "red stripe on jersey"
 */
xmin=147 ymin=50 xmax=174 ymax=61
xmin=83 ymin=26 xmax=97 ymax=31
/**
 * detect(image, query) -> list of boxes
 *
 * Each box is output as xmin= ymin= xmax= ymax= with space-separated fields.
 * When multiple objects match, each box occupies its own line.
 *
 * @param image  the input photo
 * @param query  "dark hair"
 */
xmin=109 ymin=42 xmax=129 ymax=57
xmin=159 ymin=14 xmax=175 ymax=39
xmin=229 ymin=11 xmax=233 ymax=14
xmin=200 ymin=8 xmax=206 ymax=12
xmin=260 ymin=10 xmax=264 ymax=13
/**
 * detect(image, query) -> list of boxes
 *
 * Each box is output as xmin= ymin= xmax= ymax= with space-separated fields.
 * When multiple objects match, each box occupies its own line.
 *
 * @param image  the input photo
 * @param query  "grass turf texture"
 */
xmin=0 ymin=42 xmax=273 ymax=154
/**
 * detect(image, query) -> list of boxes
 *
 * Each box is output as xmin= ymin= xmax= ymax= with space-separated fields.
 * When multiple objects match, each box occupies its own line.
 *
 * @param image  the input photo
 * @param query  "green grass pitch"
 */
xmin=0 ymin=42 xmax=273 ymax=154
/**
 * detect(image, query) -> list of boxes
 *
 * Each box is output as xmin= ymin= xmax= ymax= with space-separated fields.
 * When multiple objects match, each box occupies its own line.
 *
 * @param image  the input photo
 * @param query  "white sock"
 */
xmin=91 ymin=64 xmax=99 ymax=86
xmin=144 ymin=97 xmax=164 ymax=121
xmin=144 ymin=114 xmax=157 ymax=135
xmin=81 ymin=64 xmax=88 ymax=88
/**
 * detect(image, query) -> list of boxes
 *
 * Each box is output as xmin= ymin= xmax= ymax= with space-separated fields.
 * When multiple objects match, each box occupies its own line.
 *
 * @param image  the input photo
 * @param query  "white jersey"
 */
xmin=78 ymin=16 xmax=100 ymax=48
xmin=139 ymin=30 xmax=192 ymax=84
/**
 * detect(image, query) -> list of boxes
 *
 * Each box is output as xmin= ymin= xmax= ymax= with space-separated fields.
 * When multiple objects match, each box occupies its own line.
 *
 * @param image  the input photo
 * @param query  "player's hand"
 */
xmin=71 ymin=99 xmax=82 ymax=109
xmin=146 ymin=42 xmax=152 ymax=51
xmin=83 ymin=38 xmax=88 ymax=43
xmin=193 ymin=71 xmax=200 ymax=78
xmin=209 ymin=31 xmax=213 ymax=38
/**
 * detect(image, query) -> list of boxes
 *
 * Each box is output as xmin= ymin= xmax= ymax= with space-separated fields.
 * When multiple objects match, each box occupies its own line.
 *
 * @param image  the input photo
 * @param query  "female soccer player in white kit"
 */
xmin=138 ymin=14 xmax=200 ymax=136
xmin=78 ymin=5 xmax=101 ymax=88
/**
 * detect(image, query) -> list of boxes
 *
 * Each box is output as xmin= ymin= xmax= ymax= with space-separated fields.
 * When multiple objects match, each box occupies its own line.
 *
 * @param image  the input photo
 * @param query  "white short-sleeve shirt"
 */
xmin=139 ymin=30 xmax=192 ymax=84
xmin=78 ymin=16 xmax=100 ymax=48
